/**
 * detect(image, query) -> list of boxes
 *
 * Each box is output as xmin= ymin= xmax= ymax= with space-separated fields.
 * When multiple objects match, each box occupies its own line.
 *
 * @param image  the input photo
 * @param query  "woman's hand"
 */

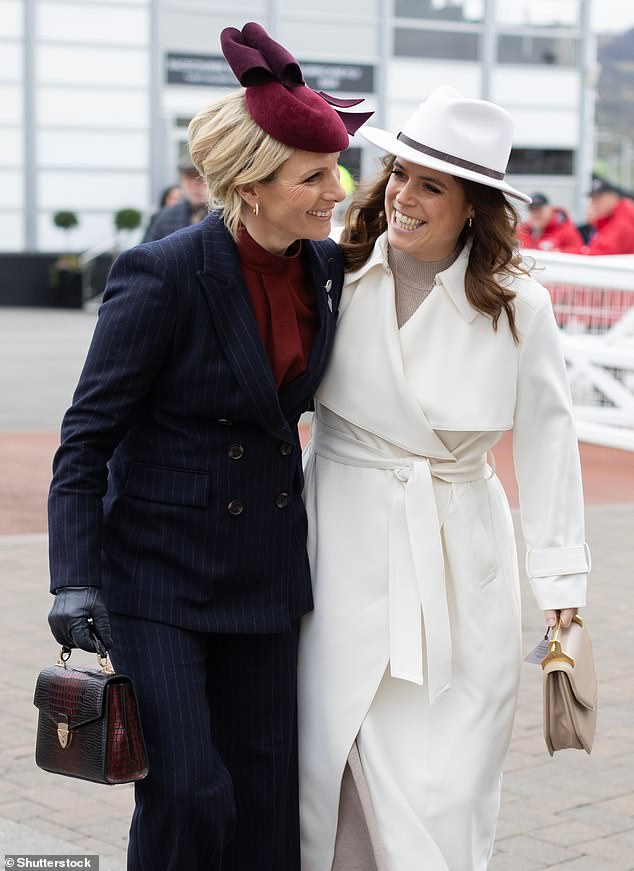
xmin=544 ymin=607 xmax=578 ymax=629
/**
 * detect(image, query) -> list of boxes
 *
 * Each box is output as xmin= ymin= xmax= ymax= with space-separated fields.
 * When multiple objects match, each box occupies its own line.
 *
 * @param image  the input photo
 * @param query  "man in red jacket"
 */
xmin=517 ymin=192 xmax=583 ymax=253
xmin=582 ymin=177 xmax=634 ymax=255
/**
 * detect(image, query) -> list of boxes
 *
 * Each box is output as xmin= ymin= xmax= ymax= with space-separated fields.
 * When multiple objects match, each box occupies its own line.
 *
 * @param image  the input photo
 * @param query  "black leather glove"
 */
xmin=48 ymin=586 xmax=113 ymax=653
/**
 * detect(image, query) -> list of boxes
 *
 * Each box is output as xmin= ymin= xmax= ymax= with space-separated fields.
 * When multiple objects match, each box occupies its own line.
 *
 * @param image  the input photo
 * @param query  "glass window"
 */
xmin=0 ymin=0 xmax=22 ymax=38
xmin=0 ymin=213 xmax=24 ymax=251
xmin=0 ymin=169 xmax=23 ymax=208
xmin=0 ymin=85 xmax=22 ymax=124
xmin=394 ymin=28 xmax=479 ymax=60
xmin=38 ymin=130 xmax=148 ymax=170
xmin=39 ymin=170 xmax=149 ymax=210
xmin=507 ymin=148 xmax=574 ymax=175
xmin=38 ymin=46 xmax=149 ymax=88
xmin=38 ymin=3 xmax=148 ymax=46
xmin=38 ymin=88 xmax=149 ymax=128
xmin=498 ymin=34 xmax=579 ymax=66
xmin=496 ymin=0 xmax=579 ymax=28
xmin=395 ymin=0 xmax=483 ymax=23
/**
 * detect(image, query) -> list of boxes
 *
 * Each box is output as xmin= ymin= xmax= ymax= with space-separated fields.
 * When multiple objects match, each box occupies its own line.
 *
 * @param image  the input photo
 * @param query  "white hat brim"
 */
xmin=361 ymin=126 xmax=532 ymax=204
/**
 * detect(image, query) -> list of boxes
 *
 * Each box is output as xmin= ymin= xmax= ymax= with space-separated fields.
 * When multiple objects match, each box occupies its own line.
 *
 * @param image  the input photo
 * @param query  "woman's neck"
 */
xmin=240 ymin=213 xmax=294 ymax=257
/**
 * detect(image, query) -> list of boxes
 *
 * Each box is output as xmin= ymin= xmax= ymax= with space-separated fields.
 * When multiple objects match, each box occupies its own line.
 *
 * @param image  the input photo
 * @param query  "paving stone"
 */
xmin=488 ymin=847 xmax=551 ymax=871
xmin=536 ymin=819 xmax=619 ymax=847
xmin=559 ymin=803 xmax=634 ymax=836
xmin=545 ymin=857 xmax=633 ymax=871
xmin=494 ymin=833 xmax=581 ymax=865
xmin=572 ymin=828 xmax=634 ymax=862
xmin=0 ymin=797 xmax=60 ymax=821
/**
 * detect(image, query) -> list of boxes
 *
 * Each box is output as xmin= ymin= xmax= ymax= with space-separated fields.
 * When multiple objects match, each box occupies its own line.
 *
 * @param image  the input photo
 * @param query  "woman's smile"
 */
xmin=392 ymin=208 xmax=425 ymax=232
xmin=307 ymin=208 xmax=335 ymax=220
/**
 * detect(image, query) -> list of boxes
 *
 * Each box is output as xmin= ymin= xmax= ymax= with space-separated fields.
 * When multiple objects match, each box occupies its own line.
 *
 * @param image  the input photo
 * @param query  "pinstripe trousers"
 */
xmin=109 ymin=613 xmax=300 ymax=871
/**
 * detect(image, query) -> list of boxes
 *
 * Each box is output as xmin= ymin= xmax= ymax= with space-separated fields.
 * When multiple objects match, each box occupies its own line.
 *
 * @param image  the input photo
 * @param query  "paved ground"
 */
xmin=1 ymin=306 xmax=633 ymax=869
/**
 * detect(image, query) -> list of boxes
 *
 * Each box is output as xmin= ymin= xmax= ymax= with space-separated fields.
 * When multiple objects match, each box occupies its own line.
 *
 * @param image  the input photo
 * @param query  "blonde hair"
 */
xmin=188 ymin=90 xmax=294 ymax=241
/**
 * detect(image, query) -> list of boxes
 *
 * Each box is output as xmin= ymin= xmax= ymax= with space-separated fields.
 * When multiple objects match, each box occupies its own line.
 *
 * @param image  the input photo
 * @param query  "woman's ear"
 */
xmin=236 ymin=183 xmax=257 ymax=212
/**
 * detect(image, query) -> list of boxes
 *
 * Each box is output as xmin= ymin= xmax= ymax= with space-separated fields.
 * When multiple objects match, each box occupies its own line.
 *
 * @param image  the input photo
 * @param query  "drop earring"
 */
xmin=468 ymin=215 xmax=473 ymax=228
xmin=253 ymin=202 xmax=259 ymax=217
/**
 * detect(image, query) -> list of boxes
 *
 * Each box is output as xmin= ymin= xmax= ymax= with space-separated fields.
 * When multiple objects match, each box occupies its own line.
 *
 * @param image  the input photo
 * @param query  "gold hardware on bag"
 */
xmin=98 ymin=654 xmax=115 ymax=675
xmin=56 ymin=646 xmax=114 ymax=674
xmin=56 ymin=647 xmax=72 ymax=669
xmin=541 ymin=615 xmax=583 ymax=670
xmin=57 ymin=717 xmax=71 ymax=749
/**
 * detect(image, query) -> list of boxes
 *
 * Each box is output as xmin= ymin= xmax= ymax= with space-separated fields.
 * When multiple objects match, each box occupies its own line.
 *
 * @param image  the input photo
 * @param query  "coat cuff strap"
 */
xmin=525 ymin=543 xmax=591 ymax=578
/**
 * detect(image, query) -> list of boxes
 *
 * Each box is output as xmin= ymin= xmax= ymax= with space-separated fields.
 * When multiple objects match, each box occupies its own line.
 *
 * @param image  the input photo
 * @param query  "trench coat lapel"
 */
xmin=317 ymin=235 xmax=455 ymax=461
xmin=197 ymin=214 xmax=293 ymax=441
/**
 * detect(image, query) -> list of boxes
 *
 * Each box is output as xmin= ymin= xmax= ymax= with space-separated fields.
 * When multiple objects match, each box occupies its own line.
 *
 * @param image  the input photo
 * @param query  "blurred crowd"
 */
xmin=142 ymin=160 xmax=634 ymax=258
xmin=517 ymin=177 xmax=634 ymax=256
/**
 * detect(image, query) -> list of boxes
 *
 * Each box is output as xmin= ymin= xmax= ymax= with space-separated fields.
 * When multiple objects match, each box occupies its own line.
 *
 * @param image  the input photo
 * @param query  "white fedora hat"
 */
xmin=361 ymin=86 xmax=531 ymax=204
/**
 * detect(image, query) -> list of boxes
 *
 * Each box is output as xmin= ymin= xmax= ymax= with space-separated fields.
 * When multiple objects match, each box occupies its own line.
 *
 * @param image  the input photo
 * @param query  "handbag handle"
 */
xmin=541 ymin=614 xmax=583 ymax=670
xmin=56 ymin=643 xmax=115 ymax=675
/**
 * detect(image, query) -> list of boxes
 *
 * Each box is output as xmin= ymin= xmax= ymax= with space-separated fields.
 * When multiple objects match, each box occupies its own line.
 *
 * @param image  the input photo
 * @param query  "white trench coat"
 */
xmin=298 ymin=234 xmax=589 ymax=871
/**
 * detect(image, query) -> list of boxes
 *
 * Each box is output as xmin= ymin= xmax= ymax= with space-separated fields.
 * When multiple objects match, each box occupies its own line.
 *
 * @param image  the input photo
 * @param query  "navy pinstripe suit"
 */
xmin=48 ymin=211 xmax=344 ymax=870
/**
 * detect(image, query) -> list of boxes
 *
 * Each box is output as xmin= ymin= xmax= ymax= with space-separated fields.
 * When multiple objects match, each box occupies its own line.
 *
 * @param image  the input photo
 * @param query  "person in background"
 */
xmin=142 ymin=155 xmax=209 ymax=242
xmin=46 ymin=20 xmax=370 ymax=871
xmin=140 ymin=185 xmax=184 ymax=241
xmin=517 ymin=191 xmax=583 ymax=253
xmin=160 ymin=184 xmax=184 ymax=209
xmin=581 ymin=177 xmax=634 ymax=255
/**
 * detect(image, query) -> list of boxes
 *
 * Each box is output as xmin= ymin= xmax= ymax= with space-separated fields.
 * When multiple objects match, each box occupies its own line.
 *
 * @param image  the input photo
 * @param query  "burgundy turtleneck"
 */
xmin=236 ymin=228 xmax=318 ymax=389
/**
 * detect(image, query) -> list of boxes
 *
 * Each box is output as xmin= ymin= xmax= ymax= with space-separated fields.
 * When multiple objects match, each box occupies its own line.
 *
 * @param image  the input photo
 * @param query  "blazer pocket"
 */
xmin=124 ymin=463 xmax=210 ymax=508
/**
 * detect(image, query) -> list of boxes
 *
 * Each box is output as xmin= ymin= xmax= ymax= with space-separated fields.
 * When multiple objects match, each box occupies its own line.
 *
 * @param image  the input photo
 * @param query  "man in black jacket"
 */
xmin=142 ymin=155 xmax=208 ymax=242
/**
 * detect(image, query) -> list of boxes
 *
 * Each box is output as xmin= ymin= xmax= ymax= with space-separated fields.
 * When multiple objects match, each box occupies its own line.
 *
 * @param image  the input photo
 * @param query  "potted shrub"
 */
xmin=114 ymin=208 xmax=143 ymax=250
xmin=50 ymin=210 xmax=83 ymax=308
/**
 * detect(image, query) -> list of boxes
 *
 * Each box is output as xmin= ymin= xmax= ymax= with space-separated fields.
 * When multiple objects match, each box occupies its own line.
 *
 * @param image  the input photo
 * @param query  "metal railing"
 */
xmin=531 ymin=251 xmax=634 ymax=451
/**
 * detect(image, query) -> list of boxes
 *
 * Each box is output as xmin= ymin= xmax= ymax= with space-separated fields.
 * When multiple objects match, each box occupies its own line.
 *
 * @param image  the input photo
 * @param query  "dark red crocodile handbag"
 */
xmin=34 ymin=647 xmax=149 ymax=784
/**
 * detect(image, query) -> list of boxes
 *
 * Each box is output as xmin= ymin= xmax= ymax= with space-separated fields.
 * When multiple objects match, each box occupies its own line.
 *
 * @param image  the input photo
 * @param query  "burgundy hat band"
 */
xmin=397 ymin=132 xmax=505 ymax=181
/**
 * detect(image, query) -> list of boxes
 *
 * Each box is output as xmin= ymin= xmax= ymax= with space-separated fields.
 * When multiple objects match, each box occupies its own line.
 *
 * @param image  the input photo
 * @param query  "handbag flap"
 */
xmin=34 ymin=665 xmax=123 ymax=729
xmin=542 ymin=622 xmax=597 ymax=711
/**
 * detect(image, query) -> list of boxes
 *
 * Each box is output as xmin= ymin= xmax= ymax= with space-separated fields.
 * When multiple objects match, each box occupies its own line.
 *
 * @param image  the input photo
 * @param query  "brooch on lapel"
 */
xmin=324 ymin=279 xmax=333 ymax=312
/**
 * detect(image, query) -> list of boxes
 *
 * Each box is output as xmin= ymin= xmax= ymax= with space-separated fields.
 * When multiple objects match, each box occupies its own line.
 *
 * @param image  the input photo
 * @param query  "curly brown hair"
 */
xmin=339 ymin=155 xmax=529 ymax=341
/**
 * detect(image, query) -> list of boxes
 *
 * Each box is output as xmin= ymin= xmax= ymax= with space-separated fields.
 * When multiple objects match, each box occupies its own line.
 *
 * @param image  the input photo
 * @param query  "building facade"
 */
xmin=1 ymin=0 xmax=595 ymax=253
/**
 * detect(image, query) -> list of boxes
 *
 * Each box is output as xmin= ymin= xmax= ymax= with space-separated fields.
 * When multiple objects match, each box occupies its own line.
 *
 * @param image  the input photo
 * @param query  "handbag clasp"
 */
xmin=57 ymin=715 xmax=72 ymax=749
xmin=541 ymin=617 xmax=581 ymax=669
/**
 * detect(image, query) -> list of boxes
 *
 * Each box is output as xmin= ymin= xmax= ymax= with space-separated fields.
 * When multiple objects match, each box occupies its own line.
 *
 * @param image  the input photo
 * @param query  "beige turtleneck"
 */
xmin=388 ymin=245 xmax=460 ymax=328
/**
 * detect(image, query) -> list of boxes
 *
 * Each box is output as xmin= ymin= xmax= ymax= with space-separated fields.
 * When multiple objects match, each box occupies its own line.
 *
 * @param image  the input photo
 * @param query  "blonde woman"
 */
xmin=47 ymin=22 xmax=369 ymax=871
xmin=298 ymin=87 xmax=589 ymax=871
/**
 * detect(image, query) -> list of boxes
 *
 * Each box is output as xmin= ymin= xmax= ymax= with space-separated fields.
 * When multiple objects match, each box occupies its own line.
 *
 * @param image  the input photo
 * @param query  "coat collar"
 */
xmin=196 ymin=212 xmax=337 ymax=436
xmin=346 ymin=233 xmax=478 ymax=323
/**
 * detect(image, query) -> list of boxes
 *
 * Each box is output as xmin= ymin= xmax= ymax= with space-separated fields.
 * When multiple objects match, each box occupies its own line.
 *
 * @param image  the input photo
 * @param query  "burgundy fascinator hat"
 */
xmin=221 ymin=22 xmax=373 ymax=152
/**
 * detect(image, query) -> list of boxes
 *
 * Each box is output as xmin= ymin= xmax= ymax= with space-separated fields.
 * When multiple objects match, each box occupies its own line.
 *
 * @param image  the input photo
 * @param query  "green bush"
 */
xmin=53 ymin=210 xmax=79 ymax=231
xmin=115 ymin=208 xmax=143 ymax=232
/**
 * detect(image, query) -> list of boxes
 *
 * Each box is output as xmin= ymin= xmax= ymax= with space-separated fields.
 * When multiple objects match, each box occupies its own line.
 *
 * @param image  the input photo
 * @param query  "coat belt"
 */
xmin=310 ymin=421 xmax=492 ymax=705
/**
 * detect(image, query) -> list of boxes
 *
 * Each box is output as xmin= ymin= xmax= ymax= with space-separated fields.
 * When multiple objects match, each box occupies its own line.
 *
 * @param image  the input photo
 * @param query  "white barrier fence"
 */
xmin=531 ymin=251 xmax=634 ymax=452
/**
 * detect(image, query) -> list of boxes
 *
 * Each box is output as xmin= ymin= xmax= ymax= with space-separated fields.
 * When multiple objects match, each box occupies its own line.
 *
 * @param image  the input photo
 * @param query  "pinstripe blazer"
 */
xmin=48 ymin=211 xmax=344 ymax=633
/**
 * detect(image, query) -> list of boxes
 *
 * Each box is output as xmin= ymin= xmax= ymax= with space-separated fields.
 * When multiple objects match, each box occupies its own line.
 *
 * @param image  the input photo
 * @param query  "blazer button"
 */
xmin=227 ymin=499 xmax=244 ymax=515
xmin=217 ymin=418 xmax=233 ymax=426
xmin=228 ymin=444 xmax=244 ymax=460
xmin=275 ymin=492 xmax=289 ymax=509
xmin=279 ymin=441 xmax=293 ymax=456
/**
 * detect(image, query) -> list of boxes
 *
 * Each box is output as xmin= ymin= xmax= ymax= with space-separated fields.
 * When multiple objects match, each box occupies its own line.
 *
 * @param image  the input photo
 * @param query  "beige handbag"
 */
xmin=541 ymin=615 xmax=597 ymax=755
